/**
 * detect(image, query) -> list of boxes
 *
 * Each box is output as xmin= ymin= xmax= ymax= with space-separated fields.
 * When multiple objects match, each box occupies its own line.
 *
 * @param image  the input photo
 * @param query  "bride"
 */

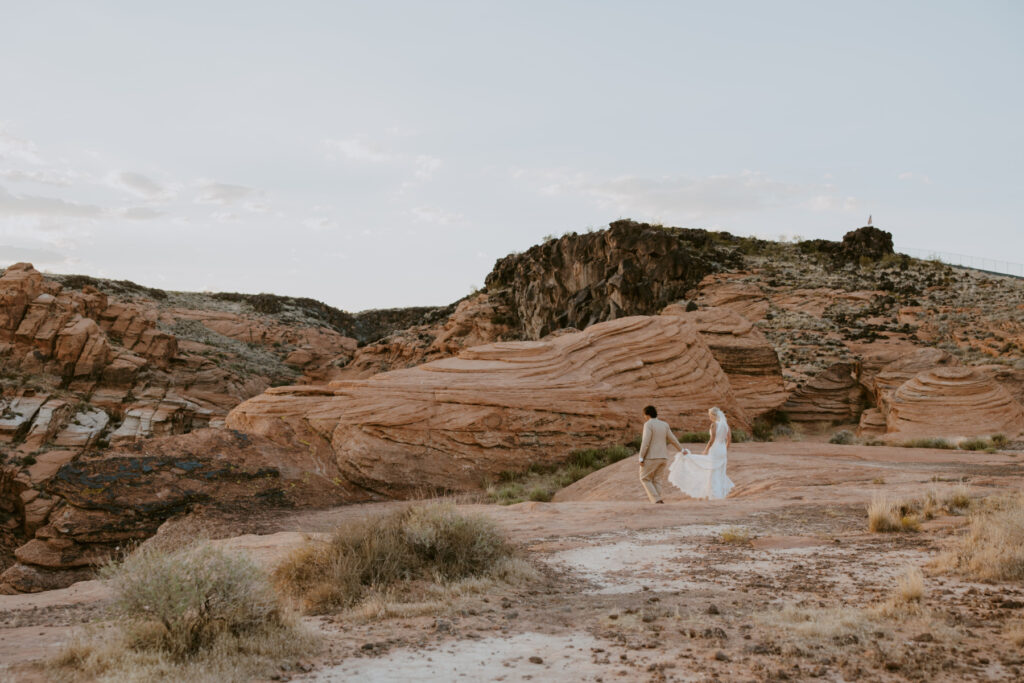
xmin=667 ymin=407 xmax=735 ymax=499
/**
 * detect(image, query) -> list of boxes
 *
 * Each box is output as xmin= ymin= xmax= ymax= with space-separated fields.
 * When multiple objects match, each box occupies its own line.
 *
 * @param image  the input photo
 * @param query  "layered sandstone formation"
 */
xmin=885 ymin=367 xmax=1024 ymax=439
xmin=662 ymin=305 xmax=787 ymax=419
xmin=228 ymin=314 xmax=750 ymax=498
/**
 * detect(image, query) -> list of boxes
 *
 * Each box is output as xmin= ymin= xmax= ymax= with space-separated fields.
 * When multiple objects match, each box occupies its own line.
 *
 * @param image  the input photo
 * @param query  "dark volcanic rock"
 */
xmin=839 ymin=226 xmax=894 ymax=263
xmin=485 ymin=220 xmax=742 ymax=338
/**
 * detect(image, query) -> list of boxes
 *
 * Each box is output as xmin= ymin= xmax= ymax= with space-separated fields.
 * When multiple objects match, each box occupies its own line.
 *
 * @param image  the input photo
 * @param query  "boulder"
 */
xmin=228 ymin=313 xmax=749 ymax=498
xmin=837 ymin=226 xmax=894 ymax=263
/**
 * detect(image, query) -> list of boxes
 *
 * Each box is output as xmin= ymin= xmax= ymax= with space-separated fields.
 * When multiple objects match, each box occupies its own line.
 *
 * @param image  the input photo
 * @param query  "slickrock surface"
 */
xmin=886 ymin=366 xmax=1024 ymax=439
xmin=228 ymin=314 xmax=749 ymax=497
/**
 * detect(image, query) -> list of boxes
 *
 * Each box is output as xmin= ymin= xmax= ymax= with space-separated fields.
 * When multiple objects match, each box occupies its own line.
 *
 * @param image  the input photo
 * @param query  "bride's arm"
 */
xmin=703 ymin=421 xmax=715 ymax=454
xmin=726 ymin=428 xmax=732 ymax=448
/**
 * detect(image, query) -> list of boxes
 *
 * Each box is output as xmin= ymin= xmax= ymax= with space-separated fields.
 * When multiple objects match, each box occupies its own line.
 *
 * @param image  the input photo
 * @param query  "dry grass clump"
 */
xmin=937 ymin=493 xmax=1024 ymax=581
xmin=755 ymin=603 xmax=879 ymax=644
xmin=50 ymin=543 xmax=313 ymax=682
xmin=902 ymin=437 xmax=953 ymax=449
xmin=869 ymin=486 xmax=974 ymax=532
xmin=274 ymin=503 xmax=517 ymax=613
xmin=896 ymin=566 xmax=925 ymax=604
xmin=719 ymin=526 xmax=753 ymax=544
xmin=487 ymin=445 xmax=631 ymax=504
xmin=829 ymin=430 xmax=856 ymax=445
xmin=867 ymin=495 xmax=921 ymax=533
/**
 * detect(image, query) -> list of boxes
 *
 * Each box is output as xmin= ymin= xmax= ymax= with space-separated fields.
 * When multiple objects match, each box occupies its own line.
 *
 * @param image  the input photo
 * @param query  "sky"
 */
xmin=1 ymin=1 xmax=1021 ymax=310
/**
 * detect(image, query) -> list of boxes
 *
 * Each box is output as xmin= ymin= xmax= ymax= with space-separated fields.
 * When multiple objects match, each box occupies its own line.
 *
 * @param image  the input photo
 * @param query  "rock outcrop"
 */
xmin=662 ymin=306 xmax=787 ymax=420
xmin=781 ymin=363 xmax=867 ymax=425
xmin=228 ymin=313 xmax=749 ymax=498
xmin=485 ymin=220 xmax=742 ymax=338
xmin=0 ymin=429 xmax=362 ymax=592
xmin=885 ymin=367 xmax=1024 ymax=439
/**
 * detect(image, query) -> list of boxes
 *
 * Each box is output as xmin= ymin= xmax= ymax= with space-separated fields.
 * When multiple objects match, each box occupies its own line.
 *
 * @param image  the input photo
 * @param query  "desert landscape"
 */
xmin=1 ymin=221 xmax=1023 ymax=681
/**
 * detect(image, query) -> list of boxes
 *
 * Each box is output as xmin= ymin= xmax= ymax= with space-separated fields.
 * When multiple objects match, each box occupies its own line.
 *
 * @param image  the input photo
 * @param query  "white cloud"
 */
xmin=0 ymin=244 xmax=68 ymax=266
xmin=107 ymin=171 xmax=177 ymax=201
xmin=408 ymin=205 xmax=463 ymax=225
xmin=0 ymin=168 xmax=75 ymax=186
xmin=0 ymin=126 xmax=44 ymax=165
xmin=898 ymin=171 xmax=932 ymax=184
xmin=323 ymin=137 xmax=394 ymax=163
xmin=195 ymin=181 xmax=258 ymax=205
xmin=413 ymin=155 xmax=441 ymax=180
xmin=117 ymin=206 xmax=165 ymax=220
xmin=514 ymin=168 xmax=858 ymax=221
xmin=0 ymin=185 xmax=104 ymax=218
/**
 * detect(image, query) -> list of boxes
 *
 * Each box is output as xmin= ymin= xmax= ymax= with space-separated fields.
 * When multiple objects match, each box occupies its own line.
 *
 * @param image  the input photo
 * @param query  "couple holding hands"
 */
xmin=637 ymin=405 xmax=734 ymax=503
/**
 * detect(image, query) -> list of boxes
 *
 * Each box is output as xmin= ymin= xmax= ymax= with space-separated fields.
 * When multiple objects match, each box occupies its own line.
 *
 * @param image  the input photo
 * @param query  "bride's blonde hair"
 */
xmin=709 ymin=407 xmax=727 ymax=422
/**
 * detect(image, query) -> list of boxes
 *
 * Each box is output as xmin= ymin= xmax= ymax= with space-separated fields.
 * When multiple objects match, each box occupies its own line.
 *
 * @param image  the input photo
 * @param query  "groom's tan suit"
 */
xmin=638 ymin=417 xmax=682 ymax=503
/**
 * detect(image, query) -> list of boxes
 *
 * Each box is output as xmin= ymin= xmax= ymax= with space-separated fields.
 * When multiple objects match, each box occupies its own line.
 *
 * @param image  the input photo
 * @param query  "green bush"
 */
xmin=676 ymin=431 xmax=710 ymax=443
xmin=751 ymin=419 xmax=773 ymax=442
xmin=959 ymin=437 xmax=994 ymax=452
xmin=829 ymin=430 xmax=856 ymax=445
xmin=486 ymin=445 xmax=633 ymax=505
xmin=732 ymin=428 xmax=749 ymax=443
xmin=991 ymin=434 xmax=1009 ymax=449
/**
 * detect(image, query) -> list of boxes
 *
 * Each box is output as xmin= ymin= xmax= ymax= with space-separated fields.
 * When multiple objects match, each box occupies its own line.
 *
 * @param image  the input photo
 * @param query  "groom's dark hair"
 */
xmin=643 ymin=405 xmax=657 ymax=418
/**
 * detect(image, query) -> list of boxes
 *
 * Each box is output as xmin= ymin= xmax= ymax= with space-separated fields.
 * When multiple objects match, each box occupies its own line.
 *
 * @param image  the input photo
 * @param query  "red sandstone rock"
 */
xmin=228 ymin=313 xmax=749 ymax=498
xmin=886 ymin=366 xmax=1024 ymax=439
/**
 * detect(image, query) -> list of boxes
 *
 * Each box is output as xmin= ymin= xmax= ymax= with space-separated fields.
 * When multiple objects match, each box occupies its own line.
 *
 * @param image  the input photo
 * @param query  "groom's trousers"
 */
xmin=639 ymin=458 xmax=667 ymax=503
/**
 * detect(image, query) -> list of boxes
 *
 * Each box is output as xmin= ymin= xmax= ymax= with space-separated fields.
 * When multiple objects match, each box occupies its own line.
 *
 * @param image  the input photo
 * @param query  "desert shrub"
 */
xmin=902 ymin=437 xmax=953 ymax=449
xmin=867 ymin=495 xmax=920 ymax=533
xmin=991 ymin=434 xmax=1009 ymax=449
xmin=938 ymin=493 xmax=1024 ymax=581
xmin=274 ymin=503 xmax=513 ymax=613
xmin=731 ymin=428 xmax=749 ymax=443
xmin=676 ymin=431 xmax=710 ymax=443
xmin=50 ymin=543 xmax=313 ymax=682
xmin=829 ymin=430 xmax=856 ymax=445
xmin=772 ymin=424 xmax=794 ymax=438
xmin=101 ymin=543 xmax=286 ymax=657
xmin=751 ymin=419 xmax=773 ymax=442
xmin=958 ymin=437 xmax=996 ymax=452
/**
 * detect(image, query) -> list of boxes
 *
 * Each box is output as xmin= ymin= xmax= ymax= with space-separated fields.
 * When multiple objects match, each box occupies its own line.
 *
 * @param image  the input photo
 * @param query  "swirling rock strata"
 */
xmin=662 ymin=305 xmax=787 ymax=420
xmin=227 ymin=314 xmax=748 ymax=498
xmin=887 ymin=367 xmax=1024 ymax=439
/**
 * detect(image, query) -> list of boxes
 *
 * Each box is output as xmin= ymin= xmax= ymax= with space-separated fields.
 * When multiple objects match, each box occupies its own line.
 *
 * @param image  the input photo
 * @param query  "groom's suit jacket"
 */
xmin=638 ymin=418 xmax=683 ymax=461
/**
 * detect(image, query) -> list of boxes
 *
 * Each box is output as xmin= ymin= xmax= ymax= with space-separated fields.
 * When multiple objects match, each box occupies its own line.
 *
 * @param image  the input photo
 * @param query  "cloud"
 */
xmin=195 ymin=181 xmax=258 ymax=205
xmin=514 ymin=168 xmax=858 ymax=221
xmin=117 ymin=206 xmax=165 ymax=220
xmin=0 ymin=127 xmax=44 ymax=165
xmin=0 ymin=185 xmax=104 ymax=218
xmin=322 ymin=136 xmax=442 ymax=184
xmin=898 ymin=171 xmax=932 ymax=184
xmin=110 ymin=171 xmax=173 ymax=200
xmin=408 ymin=205 xmax=462 ymax=225
xmin=0 ymin=168 xmax=75 ymax=186
xmin=0 ymin=244 xmax=68 ymax=266
xmin=323 ymin=138 xmax=394 ymax=163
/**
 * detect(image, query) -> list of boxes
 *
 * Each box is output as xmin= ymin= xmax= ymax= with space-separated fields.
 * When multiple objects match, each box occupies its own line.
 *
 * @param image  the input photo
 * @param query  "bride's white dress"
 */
xmin=668 ymin=419 xmax=734 ymax=499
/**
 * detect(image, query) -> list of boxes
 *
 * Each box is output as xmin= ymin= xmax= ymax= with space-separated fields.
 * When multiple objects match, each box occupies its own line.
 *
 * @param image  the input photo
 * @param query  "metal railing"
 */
xmin=897 ymin=247 xmax=1024 ymax=278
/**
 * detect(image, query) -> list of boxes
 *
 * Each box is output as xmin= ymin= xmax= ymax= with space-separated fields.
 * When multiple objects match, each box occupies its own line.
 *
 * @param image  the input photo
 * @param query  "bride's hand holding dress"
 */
xmin=667 ymin=409 xmax=735 ymax=500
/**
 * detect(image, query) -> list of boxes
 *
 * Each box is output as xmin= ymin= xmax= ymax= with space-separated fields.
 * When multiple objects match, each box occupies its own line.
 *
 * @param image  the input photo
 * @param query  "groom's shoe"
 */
xmin=656 ymin=500 xmax=664 ymax=504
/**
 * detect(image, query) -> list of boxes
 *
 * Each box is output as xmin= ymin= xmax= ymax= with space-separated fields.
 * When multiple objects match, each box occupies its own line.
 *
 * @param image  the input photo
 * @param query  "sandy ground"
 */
xmin=3 ymin=440 xmax=1023 ymax=681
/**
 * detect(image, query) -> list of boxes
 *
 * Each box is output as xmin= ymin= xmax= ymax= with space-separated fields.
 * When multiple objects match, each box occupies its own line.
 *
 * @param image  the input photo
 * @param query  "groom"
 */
xmin=637 ymin=405 xmax=682 ymax=504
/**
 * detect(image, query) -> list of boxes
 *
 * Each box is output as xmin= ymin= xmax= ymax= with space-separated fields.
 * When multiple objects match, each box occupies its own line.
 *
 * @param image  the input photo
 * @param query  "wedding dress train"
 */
xmin=667 ymin=417 xmax=734 ymax=499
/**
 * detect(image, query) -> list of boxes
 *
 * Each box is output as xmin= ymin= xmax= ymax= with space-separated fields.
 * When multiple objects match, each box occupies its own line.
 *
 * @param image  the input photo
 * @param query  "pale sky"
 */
xmin=1 ymin=1 xmax=1021 ymax=310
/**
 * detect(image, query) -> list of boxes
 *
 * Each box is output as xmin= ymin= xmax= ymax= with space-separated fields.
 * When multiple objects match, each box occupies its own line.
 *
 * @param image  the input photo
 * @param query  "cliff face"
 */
xmin=485 ymin=220 xmax=744 ymax=338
